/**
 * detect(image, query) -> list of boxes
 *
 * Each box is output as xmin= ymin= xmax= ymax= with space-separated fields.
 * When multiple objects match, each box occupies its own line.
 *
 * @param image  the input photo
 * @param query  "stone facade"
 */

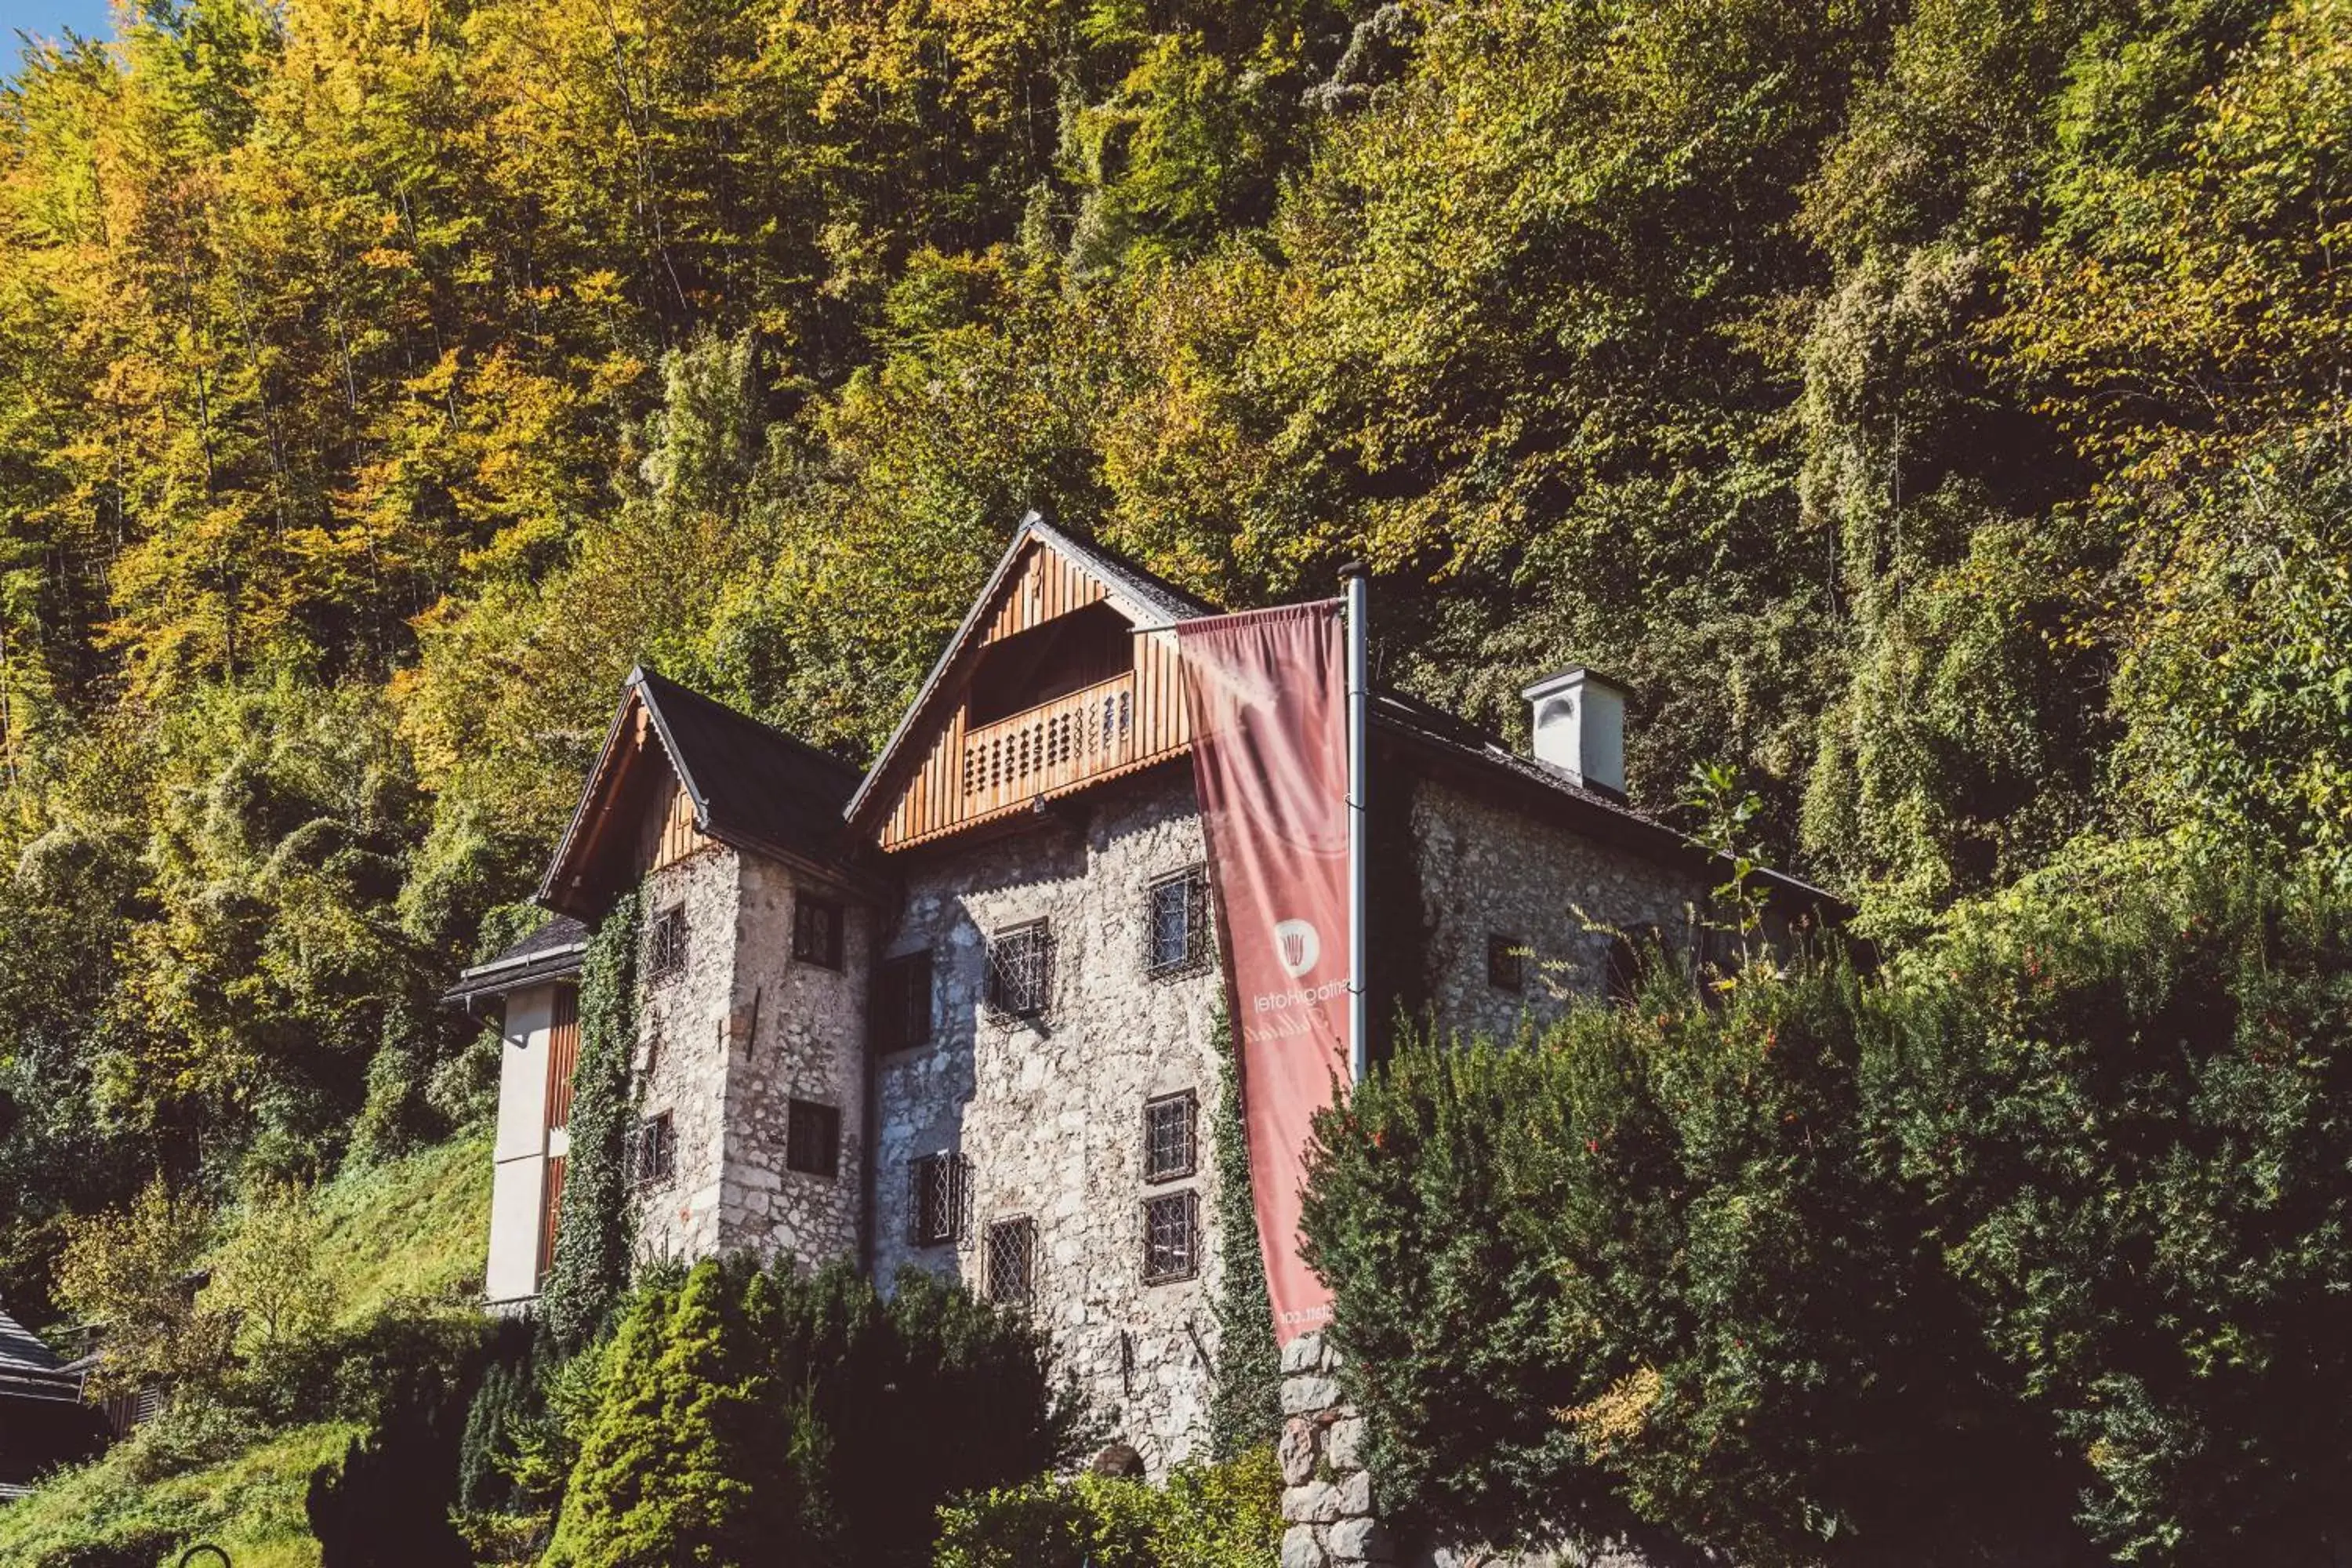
xmin=1279 ymin=1332 xmax=1388 ymax=1568
xmin=873 ymin=769 xmax=1230 ymax=1474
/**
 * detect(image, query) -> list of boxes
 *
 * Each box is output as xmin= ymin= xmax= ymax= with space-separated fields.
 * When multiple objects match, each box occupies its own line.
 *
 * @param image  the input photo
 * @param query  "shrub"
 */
xmin=306 ymin=1375 xmax=472 ymax=1568
xmin=1302 ymin=854 xmax=2352 ymax=1566
xmin=544 ymin=1254 xmax=1082 ymax=1567
xmin=933 ymin=1447 xmax=1282 ymax=1568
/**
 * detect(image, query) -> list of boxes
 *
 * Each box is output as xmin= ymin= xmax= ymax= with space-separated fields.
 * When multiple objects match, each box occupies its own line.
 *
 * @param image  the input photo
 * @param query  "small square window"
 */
xmin=985 ymin=1217 xmax=1036 ymax=1305
xmin=786 ymin=1099 xmax=840 ymax=1179
xmin=874 ymin=951 xmax=934 ymax=1051
xmin=1146 ymin=867 xmax=1212 ymax=977
xmin=1144 ymin=1190 xmax=1199 ymax=1283
xmin=1144 ymin=1091 xmax=1197 ymax=1183
xmin=985 ymin=923 xmax=1051 ymax=1020
xmin=793 ymin=896 xmax=844 ymax=970
xmin=1486 ymin=932 xmax=1526 ymax=993
xmin=630 ymin=1111 xmax=675 ymax=1188
xmin=647 ymin=906 xmax=688 ymax=982
xmin=909 ymin=1152 xmax=970 ymax=1246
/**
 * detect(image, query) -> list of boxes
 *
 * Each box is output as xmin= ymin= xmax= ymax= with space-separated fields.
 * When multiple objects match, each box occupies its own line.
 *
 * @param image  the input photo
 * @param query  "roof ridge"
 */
xmin=628 ymin=667 xmax=862 ymax=786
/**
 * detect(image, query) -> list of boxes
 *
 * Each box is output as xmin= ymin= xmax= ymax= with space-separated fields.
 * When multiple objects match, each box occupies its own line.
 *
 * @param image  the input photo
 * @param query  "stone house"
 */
xmin=448 ymin=517 xmax=1835 ymax=1478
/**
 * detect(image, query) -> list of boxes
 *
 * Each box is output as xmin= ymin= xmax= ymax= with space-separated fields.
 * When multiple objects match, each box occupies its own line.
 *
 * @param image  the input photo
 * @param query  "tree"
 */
xmin=51 ymin=1177 xmax=228 ymax=1403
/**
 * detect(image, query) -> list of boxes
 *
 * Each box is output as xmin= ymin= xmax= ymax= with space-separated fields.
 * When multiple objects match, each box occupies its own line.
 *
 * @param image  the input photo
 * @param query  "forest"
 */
xmin=0 ymin=0 xmax=2347 ymax=1555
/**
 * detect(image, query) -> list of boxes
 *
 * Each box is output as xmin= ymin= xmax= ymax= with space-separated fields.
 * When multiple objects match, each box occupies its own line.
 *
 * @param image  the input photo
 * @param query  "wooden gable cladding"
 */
xmin=876 ymin=542 xmax=1195 ymax=850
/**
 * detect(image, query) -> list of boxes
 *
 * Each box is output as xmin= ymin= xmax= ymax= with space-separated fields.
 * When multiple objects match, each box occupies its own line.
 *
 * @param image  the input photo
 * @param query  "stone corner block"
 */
xmin=1327 ymin=1415 xmax=1367 ymax=1471
xmin=1326 ymin=1514 xmax=1392 ymax=1563
xmin=1282 ymin=1373 xmax=1343 ymax=1415
xmin=1282 ymin=1479 xmax=1345 ymax=1525
xmin=1277 ymin=1417 xmax=1321 ymax=1486
xmin=1281 ymin=1330 xmax=1328 ymax=1374
xmin=1281 ymin=1523 xmax=1327 ymax=1568
xmin=1334 ymin=1466 xmax=1373 ymax=1516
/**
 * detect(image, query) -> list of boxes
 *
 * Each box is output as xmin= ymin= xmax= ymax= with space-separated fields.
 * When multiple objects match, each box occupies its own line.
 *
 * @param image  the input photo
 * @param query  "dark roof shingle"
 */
xmin=633 ymin=670 xmax=864 ymax=867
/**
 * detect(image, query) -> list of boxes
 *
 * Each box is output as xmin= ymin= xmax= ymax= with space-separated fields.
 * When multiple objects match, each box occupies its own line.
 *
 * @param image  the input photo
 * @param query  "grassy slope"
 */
xmin=0 ymin=1127 xmax=493 ymax=1568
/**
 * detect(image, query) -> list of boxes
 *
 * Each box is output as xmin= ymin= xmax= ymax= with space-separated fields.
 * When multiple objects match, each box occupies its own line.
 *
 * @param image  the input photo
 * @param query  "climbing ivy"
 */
xmin=539 ymin=893 xmax=641 ymax=1352
xmin=1207 ymin=1011 xmax=1281 ymax=1458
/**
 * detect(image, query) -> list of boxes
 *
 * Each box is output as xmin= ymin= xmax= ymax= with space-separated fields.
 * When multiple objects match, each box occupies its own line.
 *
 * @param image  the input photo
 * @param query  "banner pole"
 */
xmin=1339 ymin=562 xmax=1370 ymax=1085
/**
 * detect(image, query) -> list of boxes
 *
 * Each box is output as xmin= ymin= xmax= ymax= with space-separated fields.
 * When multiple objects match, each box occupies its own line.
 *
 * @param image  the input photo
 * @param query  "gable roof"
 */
xmin=845 ymin=513 xmax=1216 ymax=829
xmin=539 ymin=669 xmax=869 ymax=917
xmin=0 ymin=1305 xmax=81 ymax=1406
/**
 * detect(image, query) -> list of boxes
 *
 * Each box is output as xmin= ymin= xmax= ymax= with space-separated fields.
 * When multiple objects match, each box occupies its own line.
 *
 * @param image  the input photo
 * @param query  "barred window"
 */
xmin=985 ymin=922 xmax=1051 ymax=1020
xmin=646 ymin=906 xmax=688 ymax=981
xmin=1144 ymin=1091 xmax=1197 ymax=1183
xmin=1146 ymin=866 xmax=1212 ymax=977
xmin=793 ymin=896 xmax=844 ymax=971
xmin=985 ymin=1217 xmax=1036 ymax=1305
xmin=630 ymin=1111 xmax=675 ymax=1188
xmin=909 ymin=1152 xmax=971 ymax=1246
xmin=786 ymin=1099 xmax=840 ymax=1179
xmin=1143 ymin=1190 xmax=1200 ymax=1283
xmin=1487 ymin=932 xmax=1527 ymax=993
xmin=874 ymin=951 xmax=934 ymax=1051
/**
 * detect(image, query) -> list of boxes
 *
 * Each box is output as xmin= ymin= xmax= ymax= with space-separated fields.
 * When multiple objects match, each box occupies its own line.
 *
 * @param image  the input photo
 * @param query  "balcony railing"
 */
xmin=960 ymin=674 xmax=1136 ymax=818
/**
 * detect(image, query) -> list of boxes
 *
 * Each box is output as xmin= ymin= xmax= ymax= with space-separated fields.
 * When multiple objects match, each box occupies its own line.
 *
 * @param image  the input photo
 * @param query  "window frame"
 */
xmin=785 ymin=1098 xmax=841 ymax=1179
xmin=630 ymin=1110 xmax=676 ymax=1189
xmin=909 ymin=1152 xmax=971 ymax=1247
xmin=1142 ymin=1189 xmax=1200 ymax=1284
xmin=1145 ymin=866 xmax=1213 ymax=978
xmin=985 ymin=1215 xmax=1037 ymax=1305
xmin=1486 ymin=931 xmax=1527 ymax=994
xmin=985 ymin=921 xmax=1053 ymax=1021
xmin=793 ymin=895 xmax=846 ymax=971
xmin=874 ymin=950 xmax=935 ymax=1051
xmin=1142 ymin=1091 xmax=1199 ymax=1185
xmin=646 ymin=905 xmax=688 ymax=982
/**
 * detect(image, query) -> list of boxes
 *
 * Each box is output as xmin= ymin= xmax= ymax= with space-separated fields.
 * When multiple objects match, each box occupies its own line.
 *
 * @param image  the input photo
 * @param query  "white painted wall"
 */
xmin=485 ymin=983 xmax=558 ymax=1305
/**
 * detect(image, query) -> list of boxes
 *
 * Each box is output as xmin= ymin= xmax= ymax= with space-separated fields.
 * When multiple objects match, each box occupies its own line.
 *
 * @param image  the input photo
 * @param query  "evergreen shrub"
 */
xmin=1302 ymin=854 xmax=2352 ymax=1566
xmin=932 ymin=1446 xmax=1282 ymax=1568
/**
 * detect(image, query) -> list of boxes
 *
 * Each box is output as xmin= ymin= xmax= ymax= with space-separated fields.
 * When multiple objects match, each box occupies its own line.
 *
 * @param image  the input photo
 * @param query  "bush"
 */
xmin=1301 ymin=853 xmax=2352 ymax=1566
xmin=933 ymin=1448 xmax=1283 ymax=1568
xmin=545 ymin=1254 xmax=1083 ymax=1567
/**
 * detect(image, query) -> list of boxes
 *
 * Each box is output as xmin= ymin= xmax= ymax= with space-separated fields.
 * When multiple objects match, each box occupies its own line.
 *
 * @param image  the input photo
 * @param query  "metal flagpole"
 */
xmin=1339 ymin=562 xmax=1370 ymax=1085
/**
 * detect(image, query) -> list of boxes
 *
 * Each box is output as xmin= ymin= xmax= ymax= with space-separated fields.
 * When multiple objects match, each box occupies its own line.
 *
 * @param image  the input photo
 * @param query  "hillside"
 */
xmin=0 ymin=0 xmax=2344 ymax=1471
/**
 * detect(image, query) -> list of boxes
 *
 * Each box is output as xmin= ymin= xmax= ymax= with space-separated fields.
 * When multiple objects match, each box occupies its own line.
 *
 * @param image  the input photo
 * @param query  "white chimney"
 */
xmin=1521 ymin=667 xmax=1629 ymax=795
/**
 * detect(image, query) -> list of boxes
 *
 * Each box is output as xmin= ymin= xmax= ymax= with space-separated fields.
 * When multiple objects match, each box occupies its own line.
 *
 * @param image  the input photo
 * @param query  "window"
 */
xmin=1487 ymin=932 xmax=1527 ymax=993
xmin=1144 ymin=1091 xmax=1198 ymax=1183
xmin=985 ymin=922 xmax=1051 ymax=1020
xmin=985 ymin=1217 xmax=1036 ymax=1305
xmin=909 ymin=1153 xmax=970 ymax=1246
xmin=874 ymin=951 xmax=934 ymax=1051
xmin=631 ymin=1111 xmax=675 ymax=1187
xmin=1606 ymin=924 xmax=1675 ymax=1003
xmin=1146 ymin=866 xmax=1212 ymax=977
xmin=1143 ymin=1190 xmax=1200 ymax=1283
xmin=647 ymin=906 xmax=688 ymax=982
xmin=793 ymin=896 xmax=844 ymax=970
xmin=786 ymin=1099 xmax=840 ymax=1179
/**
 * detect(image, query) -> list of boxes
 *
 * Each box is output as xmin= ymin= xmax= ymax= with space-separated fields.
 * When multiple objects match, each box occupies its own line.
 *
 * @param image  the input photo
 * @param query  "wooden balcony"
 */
xmin=960 ymin=673 xmax=1136 ymax=819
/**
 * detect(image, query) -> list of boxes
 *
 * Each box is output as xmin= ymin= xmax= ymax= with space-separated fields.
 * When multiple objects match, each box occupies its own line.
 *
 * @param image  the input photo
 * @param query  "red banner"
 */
xmin=1175 ymin=602 xmax=1349 ymax=1346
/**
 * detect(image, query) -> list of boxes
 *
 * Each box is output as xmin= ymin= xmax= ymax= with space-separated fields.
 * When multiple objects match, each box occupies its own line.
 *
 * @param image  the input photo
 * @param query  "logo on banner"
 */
xmin=1273 ymin=919 xmax=1321 ymax=978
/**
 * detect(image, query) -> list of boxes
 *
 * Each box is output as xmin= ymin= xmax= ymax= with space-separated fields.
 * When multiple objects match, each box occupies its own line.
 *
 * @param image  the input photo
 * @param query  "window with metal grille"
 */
xmin=1146 ymin=866 xmax=1212 ymax=977
xmin=793 ymin=896 xmax=844 ymax=970
xmin=1143 ymin=1189 xmax=1200 ymax=1283
xmin=985 ymin=922 xmax=1051 ymax=1019
xmin=1144 ymin=1091 xmax=1197 ymax=1183
xmin=786 ymin=1099 xmax=840 ymax=1178
xmin=1487 ymin=932 xmax=1527 ymax=993
xmin=874 ymin=951 xmax=933 ymax=1051
xmin=909 ymin=1153 xmax=970 ymax=1246
xmin=985 ymin=1217 xmax=1036 ymax=1305
xmin=647 ymin=906 xmax=688 ymax=982
xmin=631 ymin=1112 xmax=675 ymax=1187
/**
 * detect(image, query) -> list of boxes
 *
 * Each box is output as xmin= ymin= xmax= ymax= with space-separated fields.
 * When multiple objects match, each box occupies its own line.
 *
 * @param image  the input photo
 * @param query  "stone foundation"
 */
xmin=1279 ymin=1330 xmax=1388 ymax=1567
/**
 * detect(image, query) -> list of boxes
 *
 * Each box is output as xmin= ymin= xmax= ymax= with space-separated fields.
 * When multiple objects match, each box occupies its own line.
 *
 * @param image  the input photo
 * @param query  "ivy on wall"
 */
xmin=1207 ymin=1010 xmax=1281 ymax=1458
xmin=539 ymin=892 xmax=642 ymax=1352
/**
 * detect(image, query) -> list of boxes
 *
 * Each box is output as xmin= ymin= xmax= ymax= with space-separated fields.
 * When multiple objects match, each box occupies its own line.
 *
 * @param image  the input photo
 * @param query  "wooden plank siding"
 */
xmin=879 ymin=544 xmax=1194 ymax=850
xmin=543 ymin=985 xmax=580 ymax=1133
xmin=652 ymin=779 xmax=705 ymax=869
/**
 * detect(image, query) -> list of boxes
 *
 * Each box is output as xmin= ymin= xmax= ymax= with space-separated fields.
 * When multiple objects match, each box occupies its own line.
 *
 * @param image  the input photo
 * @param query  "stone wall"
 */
xmin=1407 ymin=778 xmax=1711 ymax=1046
xmin=633 ymin=837 xmax=743 ymax=1267
xmin=873 ymin=768 xmax=1231 ymax=1475
xmin=1278 ymin=1330 xmax=1385 ymax=1567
